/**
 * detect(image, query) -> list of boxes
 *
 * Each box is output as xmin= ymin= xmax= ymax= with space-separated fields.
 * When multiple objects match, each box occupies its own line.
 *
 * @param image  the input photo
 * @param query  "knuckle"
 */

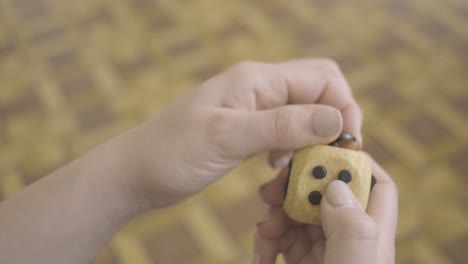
xmin=232 ymin=60 xmax=262 ymax=75
xmin=224 ymin=61 xmax=273 ymax=97
xmin=224 ymin=61 xmax=261 ymax=87
xmin=320 ymin=58 xmax=340 ymax=69
xmin=229 ymin=61 xmax=266 ymax=83
xmin=273 ymin=107 xmax=297 ymax=145
xmin=319 ymin=58 xmax=342 ymax=77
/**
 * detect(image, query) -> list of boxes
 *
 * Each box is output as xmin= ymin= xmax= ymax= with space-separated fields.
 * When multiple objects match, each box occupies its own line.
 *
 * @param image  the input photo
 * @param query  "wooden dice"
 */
xmin=284 ymin=145 xmax=373 ymax=225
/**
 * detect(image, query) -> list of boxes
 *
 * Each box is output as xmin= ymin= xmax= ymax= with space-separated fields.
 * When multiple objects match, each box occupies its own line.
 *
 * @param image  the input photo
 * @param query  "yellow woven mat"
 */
xmin=0 ymin=0 xmax=467 ymax=263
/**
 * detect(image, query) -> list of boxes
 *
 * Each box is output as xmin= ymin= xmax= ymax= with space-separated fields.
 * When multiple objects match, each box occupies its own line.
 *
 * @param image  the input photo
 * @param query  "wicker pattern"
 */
xmin=0 ymin=0 xmax=467 ymax=263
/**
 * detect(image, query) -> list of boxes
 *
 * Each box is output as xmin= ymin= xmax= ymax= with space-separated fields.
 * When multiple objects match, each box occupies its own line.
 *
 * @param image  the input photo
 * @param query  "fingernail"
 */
xmin=326 ymin=181 xmax=358 ymax=208
xmin=252 ymin=253 xmax=261 ymax=264
xmin=273 ymin=153 xmax=292 ymax=169
xmin=313 ymin=108 xmax=342 ymax=137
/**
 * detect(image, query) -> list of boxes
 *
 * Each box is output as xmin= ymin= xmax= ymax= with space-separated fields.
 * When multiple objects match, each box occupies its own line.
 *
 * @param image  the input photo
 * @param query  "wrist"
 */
xmin=97 ymin=127 xmax=153 ymax=216
xmin=106 ymin=120 xmax=184 ymax=210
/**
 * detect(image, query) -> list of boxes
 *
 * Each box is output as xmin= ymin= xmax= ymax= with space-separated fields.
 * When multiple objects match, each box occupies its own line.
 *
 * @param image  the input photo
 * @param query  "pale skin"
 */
xmin=0 ymin=59 xmax=398 ymax=264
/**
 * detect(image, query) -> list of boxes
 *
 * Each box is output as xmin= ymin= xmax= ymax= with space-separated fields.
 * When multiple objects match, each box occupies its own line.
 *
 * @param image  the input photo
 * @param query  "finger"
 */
xmin=259 ymin=167 xmax=289 ymax=206
xmin=301 ymin=225 xmax=326 ymax=264
xmin=278 ymin=226 xmax=302 ymax=252
xmin=306 ymin=224 xmax=326 ymax=243
xmin=320 ymin=181 xmax=378 ymax=264
xmin=253 ymin=207 xmax=289 ymax=264
xmin=215 ymin=60 xmax=362 ymax=143
xmin=275 ymin=59 xmax=363 ymax=143
xmin=256 ymin=208 xmax=291 ymax=240
xmin=268 ymin=150 xmax=293 ymax=169
xmin=283 ymin=229 xmax=312 ymax=264
xmin=253 ymin=233 xmax=279 ymax=264
xmin=366 ymin=156 xmax=398 ymax=242
xmin=232 ymin=104 xmax=343 ymax=155
xmin=281 ymin=226 xmax=325 ymax=264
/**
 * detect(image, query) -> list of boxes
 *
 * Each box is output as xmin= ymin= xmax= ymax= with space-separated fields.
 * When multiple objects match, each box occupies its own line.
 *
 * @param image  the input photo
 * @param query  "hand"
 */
xmin=0 ymin=59 xmax=362 ymax=264
xmin=253 ymin=156 xmax=398 ymax=264
xmin=125 ymin=59 xmax=363 ymax=207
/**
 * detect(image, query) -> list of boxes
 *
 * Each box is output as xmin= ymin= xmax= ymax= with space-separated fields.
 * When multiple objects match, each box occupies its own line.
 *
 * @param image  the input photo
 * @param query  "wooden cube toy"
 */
xmin=284 ymin=145 xmax=374 ymax=225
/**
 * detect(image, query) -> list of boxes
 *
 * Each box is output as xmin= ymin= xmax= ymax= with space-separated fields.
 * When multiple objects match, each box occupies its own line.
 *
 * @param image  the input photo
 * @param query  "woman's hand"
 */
xmin=0 ymin=59 xmax=365 ymax=264
xmin=253 ymin=156 xmax=398 ymax=264
xmin=127 ymin=59 xmax=363 ymax=207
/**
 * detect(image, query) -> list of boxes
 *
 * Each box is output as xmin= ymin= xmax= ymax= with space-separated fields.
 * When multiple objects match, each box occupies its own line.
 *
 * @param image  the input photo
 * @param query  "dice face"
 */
xmin=284 ymin=145 xmax=372 ymax=225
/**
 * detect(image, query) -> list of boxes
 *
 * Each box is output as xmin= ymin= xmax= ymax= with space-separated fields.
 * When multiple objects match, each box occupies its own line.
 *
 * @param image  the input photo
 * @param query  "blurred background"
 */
xmin=0 ymin=0 xmax=467 ymax=263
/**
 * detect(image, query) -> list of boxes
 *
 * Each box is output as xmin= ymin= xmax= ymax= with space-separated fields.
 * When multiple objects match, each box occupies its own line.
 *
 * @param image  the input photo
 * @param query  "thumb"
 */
xmin=321 ymin=181 xmax=379 ymax=264
xmin=233 ymin=104 xmax=342 ymax=156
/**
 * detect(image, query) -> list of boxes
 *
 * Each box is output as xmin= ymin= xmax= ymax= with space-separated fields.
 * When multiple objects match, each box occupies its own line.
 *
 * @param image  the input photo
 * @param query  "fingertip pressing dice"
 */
xmin=284 ymin=141 xmax=376 ymax=225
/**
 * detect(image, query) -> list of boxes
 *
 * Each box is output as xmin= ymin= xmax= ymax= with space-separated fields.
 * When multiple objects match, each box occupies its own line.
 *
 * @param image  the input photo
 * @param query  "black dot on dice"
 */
xmin=308 ymin=191 xmax=322 ymax=205
xmin=338 ymin=169 xmax=352 ymax=183
xmin=312 ymin=165 xmax=327 ymax=179
xmin=370 ymin=175 xmax=377 ymax=191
